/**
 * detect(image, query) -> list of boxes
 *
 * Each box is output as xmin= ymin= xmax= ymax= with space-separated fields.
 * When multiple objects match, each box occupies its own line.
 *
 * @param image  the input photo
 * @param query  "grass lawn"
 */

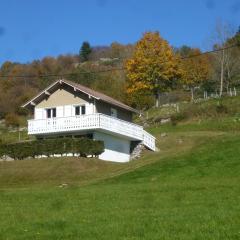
xmin=1 ymin=95 xmax=240 ymax=239
xmin=0 ymin=119 xmax=240 ymax=239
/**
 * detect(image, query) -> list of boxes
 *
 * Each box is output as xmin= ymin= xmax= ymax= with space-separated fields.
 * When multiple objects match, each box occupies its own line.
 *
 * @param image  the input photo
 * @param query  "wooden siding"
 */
xmin=96 ymin=100 xmax=133 ymax=122
xmin=36 ymin=86 xmax=91 ymax=108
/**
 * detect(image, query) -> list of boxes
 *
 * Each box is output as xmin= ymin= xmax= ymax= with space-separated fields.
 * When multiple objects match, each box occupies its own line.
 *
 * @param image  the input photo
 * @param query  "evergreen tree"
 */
xmin=79 ymin=41 xmax=92 ymax=62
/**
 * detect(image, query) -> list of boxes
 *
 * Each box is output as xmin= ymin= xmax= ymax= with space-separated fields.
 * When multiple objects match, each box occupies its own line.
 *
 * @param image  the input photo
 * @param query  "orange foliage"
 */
xmin=125 ymin=32 xmax=181 ymax=97
xmin=180 ymin=48 xmax=211 ymax=88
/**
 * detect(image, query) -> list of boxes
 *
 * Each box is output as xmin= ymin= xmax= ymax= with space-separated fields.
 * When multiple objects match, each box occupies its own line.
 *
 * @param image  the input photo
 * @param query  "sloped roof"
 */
xmin=22 ymin=79 xmax=138 ymax=113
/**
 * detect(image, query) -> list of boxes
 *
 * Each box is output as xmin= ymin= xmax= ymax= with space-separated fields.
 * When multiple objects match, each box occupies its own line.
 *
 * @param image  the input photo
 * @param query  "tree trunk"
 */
xmin=234 ymin=87 xmax=237 ymax=96
xmin=155 ymin=90 xmax=160 ymax=108
xmin=191 ymin=87 xmax=194 ymax=101
xmin=220 ymin=49 xmax=225 ymax=97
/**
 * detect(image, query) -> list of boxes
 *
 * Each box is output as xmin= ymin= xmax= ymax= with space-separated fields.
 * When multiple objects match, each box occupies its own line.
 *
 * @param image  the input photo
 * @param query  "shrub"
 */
xmin=0 ymin=138 xmax=104 ymax=160
xmin=171 ymin=112 xmax=187 ymax=126
xmin=0 ymin=143 xmax=5 ymax=158
xmin=216 ymin=102 xmax=228 ymax=114
xmin=5 ymin=113 xmax=20 ymax=128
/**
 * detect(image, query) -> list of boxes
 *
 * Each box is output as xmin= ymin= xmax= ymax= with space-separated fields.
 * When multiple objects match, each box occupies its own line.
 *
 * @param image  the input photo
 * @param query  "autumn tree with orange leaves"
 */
xmin=180 ymin=48 xmax=211 ymax=100
xmin=125 ymin=32 xmax=181 ymax=108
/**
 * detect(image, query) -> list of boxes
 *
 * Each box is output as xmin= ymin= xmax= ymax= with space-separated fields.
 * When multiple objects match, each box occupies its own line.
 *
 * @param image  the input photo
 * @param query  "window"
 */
xmin=52 ymin=108 xmax=56 ymax=118
xmin=47 ymin=109 xmax=51 ymax=118
xmin=81 ymin=105 xmax=86 ymax=115
xmin=111 ymin=108 xmax=117 ymax=118
xmin=46 ymin=108 xmax=56 ymax=118
xmin=75 ymin=106 xmax=80 ymax=116
xmin=75 ymin=105 xmax=86 ymax=116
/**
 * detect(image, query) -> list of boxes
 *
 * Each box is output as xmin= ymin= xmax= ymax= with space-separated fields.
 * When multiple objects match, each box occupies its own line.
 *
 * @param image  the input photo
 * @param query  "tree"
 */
xmin=175 ymin=45 xmax=192 ymax=57
xmin=223 ymin=27 xmax=240 ymax=91
xmin=79 ymin=41 xmax=92 ymax=62
xmin=125 ymin=32 xmax=181 ymax=108
xmin=180 ymin=48 xmax=211 ymax=100
xmin=211 ymin=21 xmax=235 ymax=96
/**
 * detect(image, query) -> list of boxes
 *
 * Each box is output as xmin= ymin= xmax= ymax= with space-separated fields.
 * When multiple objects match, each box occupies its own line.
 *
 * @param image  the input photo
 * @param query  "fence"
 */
xmin=157 ymin=88 xmax=239 ymax=107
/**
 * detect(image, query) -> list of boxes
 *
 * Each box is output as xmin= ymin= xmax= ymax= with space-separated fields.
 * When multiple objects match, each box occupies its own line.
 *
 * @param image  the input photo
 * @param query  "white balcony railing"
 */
xmin=28 ymin=113 xmax=155 ymax=151
xmin=143 ymin=130 xmax=155 ymax=151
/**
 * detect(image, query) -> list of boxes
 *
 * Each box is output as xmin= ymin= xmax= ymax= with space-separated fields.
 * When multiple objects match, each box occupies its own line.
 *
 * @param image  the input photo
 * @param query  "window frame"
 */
xmin=74 ymin=104 xmax=86 ymax=116
xmin=110 ymin=108 xmax=117 ymax=118
xmin=46 ymin=108 xmax=57 ymax=119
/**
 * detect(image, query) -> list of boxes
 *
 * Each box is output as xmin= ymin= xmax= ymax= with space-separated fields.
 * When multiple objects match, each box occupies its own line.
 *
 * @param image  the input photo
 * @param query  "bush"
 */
xmin=0 ymin=143 xmax=5 ymax=158
xmin=216 ymin=102 xmax=228 ymax=114
xmin=0 ymin=138 xmax=104 ymax=160
xmin=5 ymin=113 xmax=21 ymax=128
xmin=171 ymin=112 xmax=187 ymax=126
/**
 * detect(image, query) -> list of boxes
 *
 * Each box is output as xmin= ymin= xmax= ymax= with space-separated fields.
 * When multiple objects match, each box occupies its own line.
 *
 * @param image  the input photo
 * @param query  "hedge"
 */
xmin=0 ymin=138 xmax=104 ymax=160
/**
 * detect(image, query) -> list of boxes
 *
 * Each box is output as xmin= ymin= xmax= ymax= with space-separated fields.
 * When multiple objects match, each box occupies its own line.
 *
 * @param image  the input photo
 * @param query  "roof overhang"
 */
xmin=22 ymin=79 xmax=139 ymax=114
xmin=21 ymin=79 xmax=99 ymax=108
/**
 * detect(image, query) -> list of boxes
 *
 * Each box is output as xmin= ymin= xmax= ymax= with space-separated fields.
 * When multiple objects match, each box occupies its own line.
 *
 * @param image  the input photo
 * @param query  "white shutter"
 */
xmin=64 ymin=105 xmax=72 ymax=117
xmin=56 ymin=106 xmax=64 ymax=118
xmin=35 ymin=108 xmax=43 ymax=119
xmin=86 ymin=103 xmax=93 ymax=115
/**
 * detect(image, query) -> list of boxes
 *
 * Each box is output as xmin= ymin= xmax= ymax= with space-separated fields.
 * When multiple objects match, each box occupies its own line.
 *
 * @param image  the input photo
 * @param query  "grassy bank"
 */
xmin=0 ymin=129 xmax=239 ymax=239
xmin=0 ymin=96 xmax=240 ymax=239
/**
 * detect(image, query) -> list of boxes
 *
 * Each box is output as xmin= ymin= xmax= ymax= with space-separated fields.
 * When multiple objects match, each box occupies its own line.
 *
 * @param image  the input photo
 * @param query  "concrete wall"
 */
xmin=93 ymin=131 xmax=130 ymax=162
xmin=96 ymin=100 xmax=133 ymax=122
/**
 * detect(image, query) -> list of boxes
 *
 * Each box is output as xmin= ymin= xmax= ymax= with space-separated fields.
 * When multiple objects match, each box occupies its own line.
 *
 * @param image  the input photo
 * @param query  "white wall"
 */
xmin=93 ymin=131 xmax=130 ymax=162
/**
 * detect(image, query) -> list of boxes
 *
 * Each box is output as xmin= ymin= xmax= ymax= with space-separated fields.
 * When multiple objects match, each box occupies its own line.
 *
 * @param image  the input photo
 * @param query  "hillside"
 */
xmin=0 ymin=97 xmax=240 ymax=239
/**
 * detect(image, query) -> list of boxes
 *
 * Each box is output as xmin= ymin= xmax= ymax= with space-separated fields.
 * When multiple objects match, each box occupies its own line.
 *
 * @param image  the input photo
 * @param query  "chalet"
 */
xmin=22 ymin=79 xmax=156 ymax=162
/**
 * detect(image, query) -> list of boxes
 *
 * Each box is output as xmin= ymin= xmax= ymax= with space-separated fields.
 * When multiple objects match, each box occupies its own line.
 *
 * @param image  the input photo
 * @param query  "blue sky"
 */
xmin=0 ymin=0 xmax=240 ymax=65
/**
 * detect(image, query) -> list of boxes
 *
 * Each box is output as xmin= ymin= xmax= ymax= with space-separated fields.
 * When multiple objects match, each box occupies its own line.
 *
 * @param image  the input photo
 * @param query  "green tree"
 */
xmin=79 ymin=41 xmax=92 ymax=62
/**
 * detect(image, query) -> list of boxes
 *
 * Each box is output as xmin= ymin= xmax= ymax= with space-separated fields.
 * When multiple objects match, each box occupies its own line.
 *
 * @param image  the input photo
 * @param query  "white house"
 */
xmin=22 ymin=79 xmax=156 ymax=162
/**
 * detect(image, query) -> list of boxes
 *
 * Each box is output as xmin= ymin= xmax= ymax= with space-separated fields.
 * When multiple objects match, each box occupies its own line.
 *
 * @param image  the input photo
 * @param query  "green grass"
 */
xmin=1 ymin=96 xmax=240 ymax=239
xmin=0 ymin=129 xmax=240 ymax=239
xmin=0 ymin=115 xmax=31 ymax=144
xmin=137 ymin=95 xmax=240 ymax=126
xmin=147 ymin=117 xmax=240 ymax=135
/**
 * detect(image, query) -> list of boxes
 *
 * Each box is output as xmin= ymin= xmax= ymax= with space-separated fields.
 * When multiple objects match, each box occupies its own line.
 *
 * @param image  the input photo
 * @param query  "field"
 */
xmin=0 ymin=97 xmax=240 ymax=239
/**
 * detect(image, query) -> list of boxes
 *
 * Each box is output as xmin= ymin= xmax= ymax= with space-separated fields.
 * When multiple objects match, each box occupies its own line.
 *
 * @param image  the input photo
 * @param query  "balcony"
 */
xmin=28 ymin=113 xmax=155 ymax=151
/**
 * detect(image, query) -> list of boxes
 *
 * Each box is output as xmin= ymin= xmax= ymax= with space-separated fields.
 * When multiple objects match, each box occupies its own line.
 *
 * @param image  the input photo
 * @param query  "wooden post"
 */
xmin=234 ymin=87 xmax=237 ymax=96
xmin=176 ymin=104 xmax=179 ymax=113
xmin=191 ymin=87 xmax=194 ymax=101
xmin=18 ymin=128 xmax=21 ymax=142
xmin=155 ymin=90 xmax=160 ymax=108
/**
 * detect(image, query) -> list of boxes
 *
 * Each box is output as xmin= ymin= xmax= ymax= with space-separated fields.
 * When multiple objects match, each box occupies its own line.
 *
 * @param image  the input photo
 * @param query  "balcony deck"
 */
xmin=28 ymin=113 xmax=156 ymax=151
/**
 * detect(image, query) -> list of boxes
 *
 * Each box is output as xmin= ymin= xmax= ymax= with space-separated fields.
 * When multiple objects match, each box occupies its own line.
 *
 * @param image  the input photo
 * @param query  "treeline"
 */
xmin=0 ymin=22 xmax=240 ymax=124
xmin=0 ymin=42 xmax=134 ymax=122
xmin=125 ymin=25 xmax=240 ymax=109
